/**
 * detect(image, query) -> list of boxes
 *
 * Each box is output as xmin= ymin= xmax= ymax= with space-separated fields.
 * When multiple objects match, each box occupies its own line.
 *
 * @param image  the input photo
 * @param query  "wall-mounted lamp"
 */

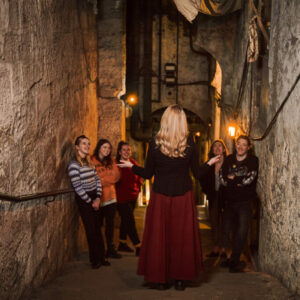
xmin=228 ymin=124 xmax=236 ymax=138
xmin=126 ymin=94 xmax=138 ymax=106
xmin=195 ymin=131 xmax=201 ymax=137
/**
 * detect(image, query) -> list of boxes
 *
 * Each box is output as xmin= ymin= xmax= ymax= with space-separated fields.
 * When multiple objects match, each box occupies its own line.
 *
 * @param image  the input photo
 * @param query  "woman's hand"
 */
xmin=92 ymin=198 xmax=100 ymax=211
xmin=207 ymin=155 xmax=221 ymax=166
xmin=117 ymin=159 xmax=134 ymax=168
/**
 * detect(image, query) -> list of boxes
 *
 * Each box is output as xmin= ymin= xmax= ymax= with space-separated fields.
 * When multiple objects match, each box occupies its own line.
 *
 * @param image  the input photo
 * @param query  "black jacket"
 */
xmin=132 ymin=137 xmax=210 ymax=196
xmin=221 ymin=154 xmax=259 ymax=202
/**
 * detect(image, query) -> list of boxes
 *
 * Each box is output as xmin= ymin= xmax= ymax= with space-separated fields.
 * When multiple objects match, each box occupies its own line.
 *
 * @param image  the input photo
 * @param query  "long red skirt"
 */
xmin=137 ymin=190 xmax=203 ymax=283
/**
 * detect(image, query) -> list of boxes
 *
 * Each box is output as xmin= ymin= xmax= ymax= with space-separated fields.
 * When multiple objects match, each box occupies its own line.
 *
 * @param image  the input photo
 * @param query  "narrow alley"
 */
xmin=0 ymin=0 xmax=299 ymax=299
xmin=31 ymin=207 xmax=295 ymax=300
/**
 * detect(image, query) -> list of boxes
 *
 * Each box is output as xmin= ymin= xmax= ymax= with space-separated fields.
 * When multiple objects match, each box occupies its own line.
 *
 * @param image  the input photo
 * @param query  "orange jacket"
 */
xmin=92 ymin=157 xmax=120 ymax=204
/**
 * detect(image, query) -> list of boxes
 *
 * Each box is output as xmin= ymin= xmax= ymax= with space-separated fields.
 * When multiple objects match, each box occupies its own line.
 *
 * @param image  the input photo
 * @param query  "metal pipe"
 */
xmin=157 ymin=0 xmax=162 ymax=103
xmin=176 ymin=10 xmax=179 ymax=104
xmin=0 ymin=189 xmax=74 ymax=203
xmin=142 ymin=0 xmax=153 ymax=128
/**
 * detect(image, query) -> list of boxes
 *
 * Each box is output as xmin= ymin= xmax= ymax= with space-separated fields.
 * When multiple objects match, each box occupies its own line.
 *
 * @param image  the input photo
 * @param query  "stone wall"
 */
xmin=229 ymin=0 xmax=300 ymax=294
xmin=0 ymin=0 xmax=99 ymax=298
xmin=0 ymin=0 xmax=99 ymax=196
xmin=98 ymin=98 xmax=126 ymax=156
xmin=192 ymin=11 xmax=239 ymax=148
xmin=256 ymin=0 xmax=300 ymax=294
xmin=0 ymin=194 xmax=79 ymax=299
xmin=152 ymin=12 xmax=212 ymax=125
xmin=97 ymin=0 xmax=126 ymax=147
xmin=193 ymin=12 xmax=239 ymax=108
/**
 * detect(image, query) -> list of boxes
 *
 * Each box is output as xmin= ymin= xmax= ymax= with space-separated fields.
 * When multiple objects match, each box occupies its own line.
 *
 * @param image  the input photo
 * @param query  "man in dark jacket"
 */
xmin=221 ymin=135 xmax=259 ymax=272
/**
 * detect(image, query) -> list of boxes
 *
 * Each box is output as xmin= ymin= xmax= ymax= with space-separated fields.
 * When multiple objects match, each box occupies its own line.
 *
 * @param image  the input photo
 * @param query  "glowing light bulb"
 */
xmin=228 ymin=125 xmax=236 ymax=138
xmin=126 ymin=94 xmax=138 ymax=106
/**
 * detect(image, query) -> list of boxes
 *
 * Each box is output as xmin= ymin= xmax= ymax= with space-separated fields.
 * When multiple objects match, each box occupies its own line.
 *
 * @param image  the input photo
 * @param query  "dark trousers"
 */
xmin=99 ymin=202 xmax=117 ymax=252
xmin=117 ymin=201 xmax=140 ymax=246
xmin=76 ymin=192 xmax=105 ymax=265
xmin=223 ymin=200 xmax=252 ymax=264
xmin=208 ymin=192 xmax=224 ymax=247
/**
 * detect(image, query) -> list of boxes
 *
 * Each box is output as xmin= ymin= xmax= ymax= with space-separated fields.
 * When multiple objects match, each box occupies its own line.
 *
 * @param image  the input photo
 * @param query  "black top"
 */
xmin=132 ymin=136 xmax=210 ymax=196
xmin=221 ymin=154 xmax=259 ymax=202
xmin=200 ymin=163 xmax=225 ymax=204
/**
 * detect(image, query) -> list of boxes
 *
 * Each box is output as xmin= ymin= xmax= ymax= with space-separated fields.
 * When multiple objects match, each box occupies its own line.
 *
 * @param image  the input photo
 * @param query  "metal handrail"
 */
xmin=0 ymin=189 xmax=74 ymax=202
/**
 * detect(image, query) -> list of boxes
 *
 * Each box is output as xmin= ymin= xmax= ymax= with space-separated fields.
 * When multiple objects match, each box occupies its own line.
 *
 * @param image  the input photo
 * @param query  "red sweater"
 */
xmin=116 ymin=158 xmax=143 ymax=203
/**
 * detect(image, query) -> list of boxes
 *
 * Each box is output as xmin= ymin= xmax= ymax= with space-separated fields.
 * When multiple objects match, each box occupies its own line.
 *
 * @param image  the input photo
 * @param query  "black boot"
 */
xmin=101 ymin=258 xmax=111 ymax=266
xmin=106 ymin=247 xmax=122 ymax=259
xmin=118 ymin=242 xmax=134 ymax=253
xmin=174 ymin=280 xmax=186 ymax=291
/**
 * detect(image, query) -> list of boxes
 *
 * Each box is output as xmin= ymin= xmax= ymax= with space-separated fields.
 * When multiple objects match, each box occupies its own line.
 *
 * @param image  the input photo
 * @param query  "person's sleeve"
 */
xmin=240 ymin=156 xmax=259 ymax=186
xmin=132 ymin=142 xmax=155 ymax=179
xmin=220 ymin=158 xmax=228 ymax=187
xmin=199 ymin=167 xmax=211 ymax=194
xmin=222 ymin=158 xmax=239 ymax=187
xmin=131 ymin=160 xmax=143 ymax=189
xmin=190 ymin=140 xmax=211 ymax=180
xmin=137 ymin=174 xmax=143 ymax=190
xmin=95 ymin=170 xmax=102 ymax=198
xmin=68 ymin=163 xmax=91 ymax=203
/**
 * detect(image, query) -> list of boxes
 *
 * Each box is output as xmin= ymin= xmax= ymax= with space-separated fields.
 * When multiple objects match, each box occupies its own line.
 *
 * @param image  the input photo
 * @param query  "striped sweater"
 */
xmin=68 ymin=160 xmax=102 ymax=203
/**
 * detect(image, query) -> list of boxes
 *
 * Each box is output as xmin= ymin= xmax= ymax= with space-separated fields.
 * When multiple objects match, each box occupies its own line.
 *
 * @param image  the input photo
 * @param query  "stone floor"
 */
xmin=30 ymin=206 xmax=299 ymax=300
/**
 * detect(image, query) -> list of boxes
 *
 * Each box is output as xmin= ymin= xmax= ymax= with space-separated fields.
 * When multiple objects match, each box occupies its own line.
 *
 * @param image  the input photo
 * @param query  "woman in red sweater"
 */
xmin=116 ymin=141 xmax=143 ymax=256
xmin=92 ymin=139 xmax=122 ymax=259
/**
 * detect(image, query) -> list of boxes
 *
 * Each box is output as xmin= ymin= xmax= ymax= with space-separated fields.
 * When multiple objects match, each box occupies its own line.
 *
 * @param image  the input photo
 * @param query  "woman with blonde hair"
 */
xmin=118 ymin=105 xmax=220 ymax=290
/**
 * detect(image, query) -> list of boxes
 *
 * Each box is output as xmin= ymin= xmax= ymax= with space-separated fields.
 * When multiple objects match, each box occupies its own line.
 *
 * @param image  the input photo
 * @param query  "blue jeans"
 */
xmin=223 ymin=200 xmax=252 ymax=264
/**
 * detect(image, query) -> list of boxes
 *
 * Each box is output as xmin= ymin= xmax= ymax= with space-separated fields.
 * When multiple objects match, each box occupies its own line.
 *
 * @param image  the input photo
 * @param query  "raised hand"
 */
xmin=117 ymin=159 xmax=134 ymax=168
xmin=207 ymin=155 xmax=221 ymax=166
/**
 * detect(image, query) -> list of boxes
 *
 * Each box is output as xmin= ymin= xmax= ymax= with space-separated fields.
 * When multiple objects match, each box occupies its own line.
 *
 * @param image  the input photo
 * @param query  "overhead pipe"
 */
xmin=130 ymin=0 xmax=153 ymax=141
xmin=141 ymin=0 xmax=153 ymax=129
xmin=157 ymin=0 xmax=162 ymax=103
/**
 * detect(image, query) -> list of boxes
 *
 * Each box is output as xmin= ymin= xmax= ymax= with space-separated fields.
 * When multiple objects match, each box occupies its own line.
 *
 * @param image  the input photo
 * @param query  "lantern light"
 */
xmin=126 ymin=94 xmax=138 ymax=106
xmin=228 ymin=124 xmax=236 ymax=138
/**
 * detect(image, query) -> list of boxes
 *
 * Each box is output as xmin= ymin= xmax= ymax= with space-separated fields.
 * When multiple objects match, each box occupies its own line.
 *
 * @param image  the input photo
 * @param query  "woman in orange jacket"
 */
xmin=92 ymin=139 xmax=122 ymax=259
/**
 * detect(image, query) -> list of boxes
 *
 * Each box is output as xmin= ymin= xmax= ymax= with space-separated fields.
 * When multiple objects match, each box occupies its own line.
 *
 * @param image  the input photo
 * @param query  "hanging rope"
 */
xmin=251 ymin=73 xmax=300 ymax=141
xmin=249 ymin=0 xmax=269 ymax=45
xmin=247 ymin=17 xmax=259 ymax=63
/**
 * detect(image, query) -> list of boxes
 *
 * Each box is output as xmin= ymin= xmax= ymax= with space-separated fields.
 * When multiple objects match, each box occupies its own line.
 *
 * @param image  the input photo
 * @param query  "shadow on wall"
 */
xmin=54 ymin=139 xmax=74 ymax=188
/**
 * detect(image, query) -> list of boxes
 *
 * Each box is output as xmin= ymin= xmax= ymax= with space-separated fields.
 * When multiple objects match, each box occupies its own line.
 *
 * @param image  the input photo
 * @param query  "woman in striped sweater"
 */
xmin=68 ymin=135 xmax=110 ymax=269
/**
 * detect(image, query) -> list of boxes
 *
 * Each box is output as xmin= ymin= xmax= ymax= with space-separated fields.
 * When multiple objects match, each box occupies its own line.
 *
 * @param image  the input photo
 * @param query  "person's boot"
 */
xmin=101 ymin=258 xmax=111 ymax=266
xmin=174 ymin=280 xmax=186 ymax=291
xmin=106 ymin=247 xmax=122 ymax=259
xmin=118 ymin=242 xmax=134 ymax=253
